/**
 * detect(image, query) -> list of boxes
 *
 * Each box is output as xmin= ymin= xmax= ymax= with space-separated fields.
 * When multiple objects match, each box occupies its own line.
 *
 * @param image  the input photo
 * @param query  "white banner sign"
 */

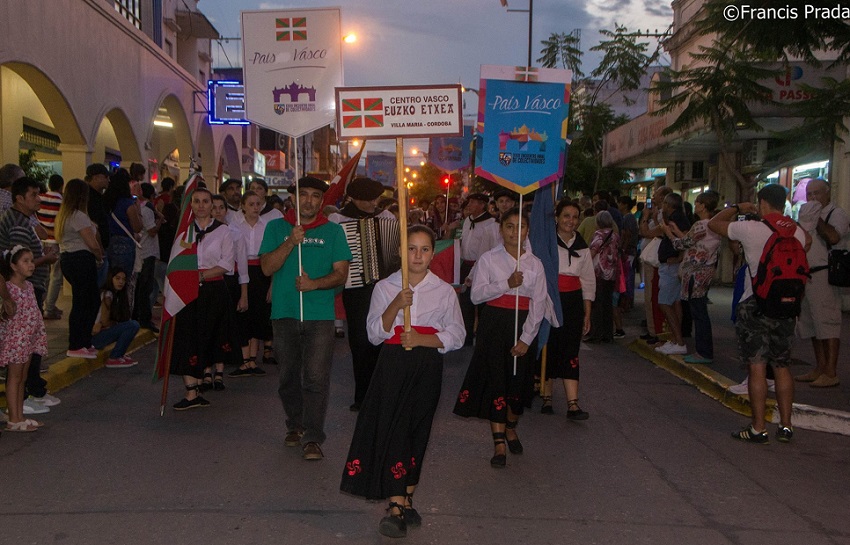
xmin=241 ymin=8 xmax=343 ymax=137
xmin=336 ymin=85 xmax=463 ymax=140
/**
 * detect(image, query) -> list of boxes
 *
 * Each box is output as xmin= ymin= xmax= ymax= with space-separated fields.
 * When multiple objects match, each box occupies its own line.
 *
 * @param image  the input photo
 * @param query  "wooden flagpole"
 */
xmin=158 ymin=319 xmax=176 ymax=416
xmin=513 ymin=192 xmax=523 ymax=375
xmin=396 ymin=138 xmax=411 ymax=347
xmin=293 ymin=138 xmax=304 ymax=321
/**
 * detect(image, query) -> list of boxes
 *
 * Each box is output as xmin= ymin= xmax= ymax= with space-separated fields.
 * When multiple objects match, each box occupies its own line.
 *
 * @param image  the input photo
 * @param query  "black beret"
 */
xmin=288 ymin=176 xmax=329 ymax=194
xmin=466 ymin=192 xmax=489 ymax=203
xmin=347 ymin=177 xmax=385 ymax=200
xmin=493 ymin=188 xmax=518 ymax=201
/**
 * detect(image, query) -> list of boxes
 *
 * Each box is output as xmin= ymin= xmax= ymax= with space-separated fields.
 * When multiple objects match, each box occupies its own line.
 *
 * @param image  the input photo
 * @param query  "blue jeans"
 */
xmin=687 ymin=278 xmax=713 ymax=359
xmin=92 ymin=320 xmax=140 ymax=358
xmin=273 ymin=319 xmax=335 ymax=445
xmin=107 ymin=236 xmax=136 ymax=277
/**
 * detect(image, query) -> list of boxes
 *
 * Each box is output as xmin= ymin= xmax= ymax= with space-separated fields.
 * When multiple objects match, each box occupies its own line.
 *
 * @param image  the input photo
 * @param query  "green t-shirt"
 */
xmin=259 ymin=218 xmax=352 ymax=320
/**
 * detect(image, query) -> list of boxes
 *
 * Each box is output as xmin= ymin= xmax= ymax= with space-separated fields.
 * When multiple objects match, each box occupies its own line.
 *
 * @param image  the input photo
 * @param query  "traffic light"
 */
xmin=442 ymin=175 xmax=451 ymax=187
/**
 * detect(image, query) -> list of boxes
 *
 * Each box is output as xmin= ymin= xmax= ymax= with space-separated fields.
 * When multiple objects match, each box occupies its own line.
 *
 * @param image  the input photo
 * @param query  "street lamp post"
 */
xmin=501 ymin=0 xmax=533 ymax=67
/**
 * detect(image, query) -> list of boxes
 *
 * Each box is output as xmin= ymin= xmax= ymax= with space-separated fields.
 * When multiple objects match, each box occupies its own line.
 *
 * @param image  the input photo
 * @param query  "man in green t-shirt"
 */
xmin=260 ymin=177 xmax=351 ymax=461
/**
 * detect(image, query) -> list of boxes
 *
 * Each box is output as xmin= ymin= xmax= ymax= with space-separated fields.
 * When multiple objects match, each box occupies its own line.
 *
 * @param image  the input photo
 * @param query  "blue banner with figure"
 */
xmin=429 ymin=125 xmax=473 ymax=173
xmin=366 ymin=151 xmax=396 ymax=187
xmin=475 ymin=65 xmax=571 ymax=195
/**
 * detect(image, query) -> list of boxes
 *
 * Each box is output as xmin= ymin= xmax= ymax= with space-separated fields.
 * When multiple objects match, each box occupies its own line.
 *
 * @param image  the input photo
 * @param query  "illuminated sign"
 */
xmin=208 ymin=80 xmax=249 ymax=125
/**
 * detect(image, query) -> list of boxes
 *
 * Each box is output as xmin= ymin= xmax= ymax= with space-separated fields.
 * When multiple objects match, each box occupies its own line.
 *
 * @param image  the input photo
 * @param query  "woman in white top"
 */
xmin=229 ymin=191 xmax=273 ymax=377
xmin=248 ymin=178 xmax=284 ymax=222
xmin=452 ymin=208 xmax=549 ymax=469
xmin=542 ymin=199 xmax=596 ymax=418
xmin=341 ymin=226 xmax=464 ymax=538
xmin=55 ymin=179 xmax=104 ymax=358
xmin=169 ymin=188 xmax=241 ymax=410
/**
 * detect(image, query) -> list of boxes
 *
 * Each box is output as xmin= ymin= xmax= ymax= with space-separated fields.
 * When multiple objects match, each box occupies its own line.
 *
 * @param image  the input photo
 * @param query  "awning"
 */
xmin=175 ymin=10 xmax=220 ymax=40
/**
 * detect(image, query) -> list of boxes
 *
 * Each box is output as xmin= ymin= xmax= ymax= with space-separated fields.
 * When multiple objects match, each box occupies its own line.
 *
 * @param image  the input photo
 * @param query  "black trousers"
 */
xmin=132 ymin=256 xmax=156 ymax=325
xmin=342 ymin=284 xmax=382 ymax=405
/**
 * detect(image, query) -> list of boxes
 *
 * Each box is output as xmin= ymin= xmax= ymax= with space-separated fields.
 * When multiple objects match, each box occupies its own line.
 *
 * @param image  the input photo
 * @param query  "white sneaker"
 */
xmin=665 ymin=343 xmax=687 ymax=355
xmin=654 ymin=342 xmax=670 ymax=352
xmin=729 ymin=377 xmax=776 ymax=395
xmin=23 ymin=398 xmax=50 ymax=415
xmin=30 ymin=393 xmax=61 ymax=407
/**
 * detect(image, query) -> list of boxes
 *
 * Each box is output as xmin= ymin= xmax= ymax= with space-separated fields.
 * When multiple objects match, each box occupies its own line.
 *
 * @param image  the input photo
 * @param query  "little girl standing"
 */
xmin=1 ymin=246 xmax=48 ymax=432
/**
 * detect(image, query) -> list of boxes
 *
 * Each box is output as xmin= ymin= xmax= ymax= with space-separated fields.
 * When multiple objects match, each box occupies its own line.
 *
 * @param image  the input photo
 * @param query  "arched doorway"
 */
xmin=196 ymin=120 xmax=216 ymax=188
xmin=0 ymin=62 xmax=86 ymax=179
xmin=220 ymin=134 xmax=241 ymax=185
xmin=93 ymin=107 xmax=142 ymax=171
xmin=149 ymin=94 xmax=193 ymax=184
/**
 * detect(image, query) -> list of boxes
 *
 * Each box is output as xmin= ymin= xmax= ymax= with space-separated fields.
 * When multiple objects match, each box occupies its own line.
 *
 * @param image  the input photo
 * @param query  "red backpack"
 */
xmin=751 ymin=214 xmax=809 ymax=319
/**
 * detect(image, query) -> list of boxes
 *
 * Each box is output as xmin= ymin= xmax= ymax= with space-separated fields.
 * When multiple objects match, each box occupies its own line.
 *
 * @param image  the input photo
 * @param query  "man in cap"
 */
xmin=328 ymin=177 xmax=396 ymax=411
xmin=260 ymin=176 xmax=351 ymax=460
xmin=458 ymin=192 xmax=499 ymax=345
xmin=492 ymin=188 xmax=518 ymax=222
xmin=85 ymin=163 xmax=111 ymax=286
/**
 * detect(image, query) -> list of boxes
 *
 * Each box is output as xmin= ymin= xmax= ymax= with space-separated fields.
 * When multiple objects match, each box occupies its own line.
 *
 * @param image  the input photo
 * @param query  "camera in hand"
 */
xmin=737 ymin=213 xmax=759 ymax=222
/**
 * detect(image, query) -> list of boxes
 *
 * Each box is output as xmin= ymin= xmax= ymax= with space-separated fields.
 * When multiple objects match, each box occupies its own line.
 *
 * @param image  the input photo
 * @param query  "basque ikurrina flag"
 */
xmin=154 ymin=173 xmax=201 ymax=380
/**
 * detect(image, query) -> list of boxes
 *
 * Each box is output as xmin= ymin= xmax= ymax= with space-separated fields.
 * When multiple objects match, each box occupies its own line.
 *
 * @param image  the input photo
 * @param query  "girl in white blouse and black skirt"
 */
xmin=169 ymin=188 xmax=241 ymax=410
xmin=340 ymin=225 xmax=465 ymax=539
xmin=452 ymin=208 xmax=549 ymax=469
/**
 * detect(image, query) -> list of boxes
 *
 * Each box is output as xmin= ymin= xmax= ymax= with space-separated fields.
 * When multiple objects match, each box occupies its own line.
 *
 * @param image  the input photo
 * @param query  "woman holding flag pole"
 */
xmin=453 ymin=206 xmax=550 ymax=468
xmin=167 ymin=185 xmax=241 ymax=410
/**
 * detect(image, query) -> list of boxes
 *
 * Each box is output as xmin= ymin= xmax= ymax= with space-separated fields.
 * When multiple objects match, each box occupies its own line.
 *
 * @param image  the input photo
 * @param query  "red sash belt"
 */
xmin=385 ymin=325 xmax=439 ymax=344
xmin=487 ymin=294 xmax=530 ymax=310
xmin=199 ymin=270 xmax=224 ymax=282
xmin=248 ymin=259 xmax=261 ymax=266
xmin=558 ymin=274 xmax=582 ymax=292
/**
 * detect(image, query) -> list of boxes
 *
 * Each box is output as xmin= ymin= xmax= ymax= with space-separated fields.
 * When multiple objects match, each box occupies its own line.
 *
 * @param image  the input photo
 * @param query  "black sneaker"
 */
xmin=777 ymin=426 xmax=794 ymax=443
xmin=732 ymin=425 xmax=768 ymax=444
xmin=302 ymin=442 xmax=324 ymax=460
xmin=613 ymin=330 xmax=626 ymax=339
xmin=172 ymin=396 xmax=210 ymax=411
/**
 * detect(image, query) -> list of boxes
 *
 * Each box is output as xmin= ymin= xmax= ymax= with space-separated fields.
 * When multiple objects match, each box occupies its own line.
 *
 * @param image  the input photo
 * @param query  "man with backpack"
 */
xmin=709 ymin=184 xmax=810 ymax=444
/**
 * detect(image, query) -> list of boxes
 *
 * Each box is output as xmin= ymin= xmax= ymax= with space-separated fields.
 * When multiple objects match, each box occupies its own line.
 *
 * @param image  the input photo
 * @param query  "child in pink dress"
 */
xmin=1 ymin=246 xmax=48 ymax=432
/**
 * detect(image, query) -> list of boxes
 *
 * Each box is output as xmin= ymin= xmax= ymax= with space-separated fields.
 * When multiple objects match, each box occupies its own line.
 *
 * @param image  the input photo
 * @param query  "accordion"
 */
xmin=341 ymin=217 xmax=401 ymax=288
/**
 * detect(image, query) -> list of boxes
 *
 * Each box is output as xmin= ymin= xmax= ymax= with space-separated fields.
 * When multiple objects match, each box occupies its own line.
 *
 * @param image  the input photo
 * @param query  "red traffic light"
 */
xmin=442 ymin=176 xmax=451 ymax=186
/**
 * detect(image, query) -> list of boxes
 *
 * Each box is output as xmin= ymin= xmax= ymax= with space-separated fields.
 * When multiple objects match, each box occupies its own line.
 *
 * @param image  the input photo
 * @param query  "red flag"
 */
xmin=154 ymin=173 xmax=202 ymax=380
xmin=323 ymin=142 xmax=366 ymax=207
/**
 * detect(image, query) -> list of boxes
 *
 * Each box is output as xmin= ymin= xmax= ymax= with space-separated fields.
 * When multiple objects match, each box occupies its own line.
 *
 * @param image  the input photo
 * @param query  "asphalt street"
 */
xmin=3 ymin=328 xmax=850 ymax=545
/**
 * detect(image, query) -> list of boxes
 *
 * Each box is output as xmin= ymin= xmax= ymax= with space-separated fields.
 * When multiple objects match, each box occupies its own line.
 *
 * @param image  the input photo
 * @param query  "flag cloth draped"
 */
xmin=528 ymin=181 xmax=564 ymax=354
xmin=154 ymin=174 xmax=201 ymax=380
xmin=323 ymin=142 xmax=366 ymax=207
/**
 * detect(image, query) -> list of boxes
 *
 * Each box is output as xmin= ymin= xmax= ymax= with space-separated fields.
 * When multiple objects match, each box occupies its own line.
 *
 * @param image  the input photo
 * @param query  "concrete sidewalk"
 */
xmin=625 ymin=285 xmax=850 ymax=436
xmin=0 ymin=293 xmax=157 ymax=408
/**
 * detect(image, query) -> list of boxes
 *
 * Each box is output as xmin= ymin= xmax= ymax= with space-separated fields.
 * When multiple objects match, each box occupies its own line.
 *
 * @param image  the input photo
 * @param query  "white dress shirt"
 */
xmin=226 ymin=223 xmax=249 ymax=284
xmin=196 ymin=220 xmax=234 ymax=274
xmin=557 ymin=233 xmax=596 ymax=301
xmin=470 ymin=244 xmax=553 ymax=344
xmin=367 ymin=270 xmax=466 ymax=354
xmin=460 ymin=214 xmax=499 ymax=261
xmin=234 ymin=216 xmax=268 ymax=260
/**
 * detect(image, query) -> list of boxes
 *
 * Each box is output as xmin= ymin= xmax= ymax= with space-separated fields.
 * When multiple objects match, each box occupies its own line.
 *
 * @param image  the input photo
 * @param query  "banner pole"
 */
xmin=294 ymin=138 xmax=304 ymax=322
xmin=513 ymin=192 xmax=523 ymax=375
xmin=396 ymin=138 xmax=411 ymax=347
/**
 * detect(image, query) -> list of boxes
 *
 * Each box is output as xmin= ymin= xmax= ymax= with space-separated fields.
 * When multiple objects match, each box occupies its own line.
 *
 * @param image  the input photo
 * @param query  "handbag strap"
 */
xmin=111 ymin=212 xmax=143 ymax=249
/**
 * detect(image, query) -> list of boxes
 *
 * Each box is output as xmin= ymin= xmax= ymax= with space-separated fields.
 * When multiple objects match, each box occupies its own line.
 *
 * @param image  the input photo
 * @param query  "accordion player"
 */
xmin=339 ymin=217 xmax=401 ymax=288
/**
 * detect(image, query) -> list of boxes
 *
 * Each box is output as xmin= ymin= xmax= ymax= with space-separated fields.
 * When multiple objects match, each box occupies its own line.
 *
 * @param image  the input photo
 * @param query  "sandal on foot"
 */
xmin=199 ymin=372 xmax=213 ymax=392
xmin=5 ymin=420 xmax=38 ymax=432
xmin=490 ymin=432 xmax=507 ymax=468
xmin=378 ymin=501 xmax=407 ymax=538
xmin=404 ymin=493 xmax=422 ymax=528
xmin=541 ymin=396 xmax=553 ymax=415
xmin=567 ymin=399 xmax=589 ymax=421
xmin=213 ymin=371 xmax=226 ymax=391
xmin=505 ymin=420 xmax=523 ymax=454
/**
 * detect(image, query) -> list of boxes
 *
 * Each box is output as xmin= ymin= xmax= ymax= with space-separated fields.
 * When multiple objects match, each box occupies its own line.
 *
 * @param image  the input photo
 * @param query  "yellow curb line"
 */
xmin=628 ymin=339 xmax=779 ymax=422
xmin=0 ymin=330 xmax=157 ymax=409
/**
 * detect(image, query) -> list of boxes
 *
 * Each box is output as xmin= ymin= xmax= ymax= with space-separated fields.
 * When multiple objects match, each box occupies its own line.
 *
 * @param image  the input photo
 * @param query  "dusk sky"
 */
xmin=203 ymin=0 xmax=672 ymax=91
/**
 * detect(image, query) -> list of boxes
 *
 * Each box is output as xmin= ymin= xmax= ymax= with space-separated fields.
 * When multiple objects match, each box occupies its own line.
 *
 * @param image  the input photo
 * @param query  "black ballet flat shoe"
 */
xmin=198 ymin=372 xmax=213 ymax=393
xmin=505 ymin=420 xmax=523 ymax=454
xmin=490 ymin=432 xmax=507 ymax=468
xmin=378 ymin=502 xmax=407 ymax=538
xmin=213 ymin=371 xmax=225 ymax=391
xmin=404 ymin=494 xmax=422 ymax=528
xmin=541 ymin=396 xmax=554 ymax=415
xmin=567 ymin=399 xmax=589 ymax=421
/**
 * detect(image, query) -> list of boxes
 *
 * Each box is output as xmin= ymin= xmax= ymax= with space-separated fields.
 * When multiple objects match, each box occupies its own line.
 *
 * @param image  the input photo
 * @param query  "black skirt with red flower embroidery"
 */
xmin=169 ymin=278 xmax=241 ymax=378
xmin=452 ymin=305 xmax=536 ymax=421
xmin=340 ymin=344 xmax=443 ymax=500
xmin=544 ymin=289 xmax=584 ymax=380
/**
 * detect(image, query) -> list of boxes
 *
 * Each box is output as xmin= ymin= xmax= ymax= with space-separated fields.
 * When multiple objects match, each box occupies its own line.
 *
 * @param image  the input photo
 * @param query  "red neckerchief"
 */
xmin=284 ymin=209 xmax=329 ymax=231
